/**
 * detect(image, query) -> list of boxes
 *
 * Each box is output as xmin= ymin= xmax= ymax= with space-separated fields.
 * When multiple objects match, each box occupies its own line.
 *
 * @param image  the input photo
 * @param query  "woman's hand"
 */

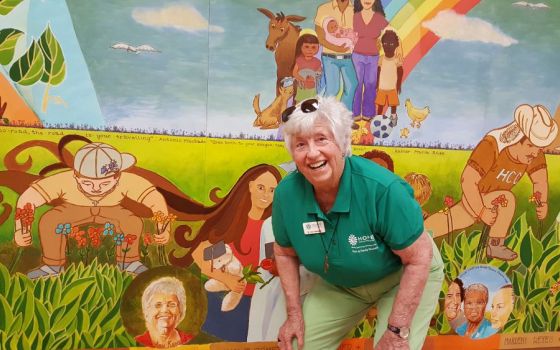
xmin=375 ymin=330 xmax=409 ymax=350
xmin=222 ymin=273 xmax=246 ymax=294
xmin=277 ymin=313 xmax=304 ymax=350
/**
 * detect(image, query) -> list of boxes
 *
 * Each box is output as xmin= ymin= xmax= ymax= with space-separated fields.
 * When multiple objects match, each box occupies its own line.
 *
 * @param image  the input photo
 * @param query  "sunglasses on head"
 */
xmin=281 ymin=98 xmax=319 ymax=123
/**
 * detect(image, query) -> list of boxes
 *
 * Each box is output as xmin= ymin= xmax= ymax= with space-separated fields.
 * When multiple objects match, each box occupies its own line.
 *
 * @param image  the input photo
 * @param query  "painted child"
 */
xmin=292 ymin=32 xmax=322 ymax=103
xmin=375 ymin=29 xmax=403 ymax=126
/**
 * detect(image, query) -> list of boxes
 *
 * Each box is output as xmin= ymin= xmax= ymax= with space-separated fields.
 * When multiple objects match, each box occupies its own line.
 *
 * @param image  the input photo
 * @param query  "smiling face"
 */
xmin=444 ymin=282 xmax=463 ymax=321
xmin=360 ymin=0 xmax=375 ymax=10
xmin=464 ymin=289 xmax=488 ymax=324
xmin=249 ymin=171 xmax=278 ymax=211
xmin=74 ymin=173 xmax=119 ymax=196
xmin=490 ymin=287 xmax=514 ymax=329
xmin=290 ymin=119 xmax=345 ymax=191
xmin=147 ymin=292 xmax=181 ymax=333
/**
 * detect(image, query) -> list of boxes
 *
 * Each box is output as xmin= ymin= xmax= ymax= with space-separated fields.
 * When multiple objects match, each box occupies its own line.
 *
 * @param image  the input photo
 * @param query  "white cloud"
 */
xmin=132 ymin=4 xmax=224 ymax=33
xmin=422 ymin=10 xmax=518 ymax=47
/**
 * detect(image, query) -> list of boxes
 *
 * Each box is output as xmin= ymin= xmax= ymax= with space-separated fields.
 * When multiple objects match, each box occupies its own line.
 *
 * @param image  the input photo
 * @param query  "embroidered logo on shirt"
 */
xmin=348 ymin=234 xmax=378 ymax=253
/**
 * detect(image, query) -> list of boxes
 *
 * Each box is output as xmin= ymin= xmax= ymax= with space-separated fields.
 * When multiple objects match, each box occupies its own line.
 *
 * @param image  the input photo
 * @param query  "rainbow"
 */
xmin=383 ymin=0 xmax=481 ymax=80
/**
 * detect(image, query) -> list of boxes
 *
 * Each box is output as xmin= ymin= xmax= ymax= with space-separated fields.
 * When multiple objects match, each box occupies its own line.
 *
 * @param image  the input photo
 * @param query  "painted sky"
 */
xmin=4 ymin=0 xmax=558 ymax=146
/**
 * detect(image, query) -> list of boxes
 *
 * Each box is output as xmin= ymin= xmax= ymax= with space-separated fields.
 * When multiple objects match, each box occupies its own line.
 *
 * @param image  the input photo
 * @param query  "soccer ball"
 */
xmin=370 ymin=114 xmax=397 ymax=139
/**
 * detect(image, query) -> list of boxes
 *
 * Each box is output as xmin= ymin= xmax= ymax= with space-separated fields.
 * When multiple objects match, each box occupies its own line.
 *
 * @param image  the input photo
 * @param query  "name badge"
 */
xmin=303 ymin=221 xmax=325 ymax=235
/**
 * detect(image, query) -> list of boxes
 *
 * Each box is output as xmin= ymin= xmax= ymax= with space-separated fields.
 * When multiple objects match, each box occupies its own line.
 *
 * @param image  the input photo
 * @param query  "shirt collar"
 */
xmin=303 ymin=157 xmax=352 ymax=216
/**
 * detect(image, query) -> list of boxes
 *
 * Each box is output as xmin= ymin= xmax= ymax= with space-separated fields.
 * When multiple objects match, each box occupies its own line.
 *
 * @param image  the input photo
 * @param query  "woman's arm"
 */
xmin=376 ymin=232 xmax=433 ymax=349
xmin=274 ymin=243 xmax=304 ymax=350
xmin=192 ymin=241 xmax=246 ymax=293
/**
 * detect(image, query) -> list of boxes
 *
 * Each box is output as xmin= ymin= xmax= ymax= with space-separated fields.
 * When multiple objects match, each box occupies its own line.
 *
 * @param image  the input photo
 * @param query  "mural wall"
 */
xmin=1 ymin=0 xmax=559 ymax=349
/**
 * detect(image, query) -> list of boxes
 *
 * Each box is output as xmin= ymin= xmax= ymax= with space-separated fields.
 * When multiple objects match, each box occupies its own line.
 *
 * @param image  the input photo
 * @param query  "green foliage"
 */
xmin=434 ymin=213 xmax=560 ymax=335
xmin=0 ymin=261 xmax=136 ymax=349
xmin=8 ymin=40 xmax=44 ymax=86
xmin=38 ymin=24 xmax=66 ymax=85
xmin=0 ymin=28 xmax=23 ymax=65
xmin=0 ymin=0 xmax=24 ymax=16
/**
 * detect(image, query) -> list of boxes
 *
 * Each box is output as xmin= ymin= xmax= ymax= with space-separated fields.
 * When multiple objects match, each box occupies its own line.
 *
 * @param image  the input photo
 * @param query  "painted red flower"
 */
xmin=143 ymin=233 xmax=153 ymax=245
xmin=124 ymin=234 xmax=137 ymax=245
xmin=260 ymin=258 xmax=279 ymax=276
xmin=444 ymin=195 xmax=454 ymax=208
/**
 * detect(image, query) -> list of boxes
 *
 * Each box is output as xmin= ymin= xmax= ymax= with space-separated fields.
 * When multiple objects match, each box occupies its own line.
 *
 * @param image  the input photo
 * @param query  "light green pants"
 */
xmin=297 ymin=239 xmax=444 ymax=350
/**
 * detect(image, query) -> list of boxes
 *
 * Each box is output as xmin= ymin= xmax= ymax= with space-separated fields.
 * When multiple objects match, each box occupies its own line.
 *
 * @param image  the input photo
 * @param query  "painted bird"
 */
xmin=400 ymin=127 xmax=410 ymax=138
xmin=405 ymin=98 xmax=430 ymax=128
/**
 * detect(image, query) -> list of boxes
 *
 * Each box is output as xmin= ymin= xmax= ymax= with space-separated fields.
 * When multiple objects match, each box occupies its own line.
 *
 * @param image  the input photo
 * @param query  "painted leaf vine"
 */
xmin=0 ymin=28 xmax=23 ymax=65
xmin=0 ymin=0 xmax=24 ymax=16
xmin=8 ymin=39 xmax=44 ymax=86
xmin=38 ymin=24 xmax=66 ymax=112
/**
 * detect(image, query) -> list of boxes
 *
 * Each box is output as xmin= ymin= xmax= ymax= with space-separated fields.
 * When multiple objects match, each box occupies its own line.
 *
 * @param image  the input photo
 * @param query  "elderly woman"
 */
xmin=273 ymin=96 xmax=444 ymax=350
xmin=136 ymin=277 xmax=193 ymax=348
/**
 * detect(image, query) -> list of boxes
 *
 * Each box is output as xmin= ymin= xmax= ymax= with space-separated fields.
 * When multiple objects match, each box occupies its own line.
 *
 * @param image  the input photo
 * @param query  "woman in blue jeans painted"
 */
xmin=352 ymin=0 xmax=388 ymax=122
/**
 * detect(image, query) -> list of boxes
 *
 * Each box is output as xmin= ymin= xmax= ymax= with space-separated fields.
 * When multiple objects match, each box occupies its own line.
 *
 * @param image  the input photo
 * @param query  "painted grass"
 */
xmin=1 ymin=126 xmax=559 ymax=242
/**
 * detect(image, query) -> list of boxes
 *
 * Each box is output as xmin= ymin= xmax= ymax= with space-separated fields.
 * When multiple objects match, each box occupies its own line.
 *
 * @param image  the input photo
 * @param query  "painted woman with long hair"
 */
xmin=168 ymin=164 xmax=282 ymax=341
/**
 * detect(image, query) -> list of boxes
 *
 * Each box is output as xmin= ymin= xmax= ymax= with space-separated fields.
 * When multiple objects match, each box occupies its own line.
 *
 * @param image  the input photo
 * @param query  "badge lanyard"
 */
xmin=314 ymin=213 xmax=340 ymax=273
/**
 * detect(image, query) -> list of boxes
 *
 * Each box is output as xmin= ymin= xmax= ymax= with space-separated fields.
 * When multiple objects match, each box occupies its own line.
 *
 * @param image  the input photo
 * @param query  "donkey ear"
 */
xmin=286 ymin=15 xmax=306 ymax=22
xmin=257 ymin=8 xmax=275 ymax=19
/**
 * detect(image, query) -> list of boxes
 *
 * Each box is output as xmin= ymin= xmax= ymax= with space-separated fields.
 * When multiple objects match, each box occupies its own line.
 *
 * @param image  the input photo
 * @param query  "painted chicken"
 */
xmin=405 ymin=98 xmax=430 ymax=128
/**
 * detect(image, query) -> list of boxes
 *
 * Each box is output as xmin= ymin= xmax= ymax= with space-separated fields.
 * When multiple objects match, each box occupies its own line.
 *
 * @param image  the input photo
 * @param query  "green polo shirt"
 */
xmin=272 ymin=156 xmax=424 ymax=287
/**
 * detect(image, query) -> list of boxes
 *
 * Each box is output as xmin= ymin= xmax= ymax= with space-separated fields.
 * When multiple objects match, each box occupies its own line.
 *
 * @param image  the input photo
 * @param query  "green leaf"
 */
xmin=6 ymin=276 xmax=21 ymax=308
xmin=0 ymin=263 xmax=10 ymax=296
xmin=242 ymin=264 xmax=253 ymax=276
xmin=9 ymin=40 xmax=44 ymax=86
xmin=526 ymin=287 xmax=550 ymax=305
xmin=100 ymin=302 xmax=121 ymax=333
xmin=246 ymin=274 xmax=265 ymax=284
xmin=522 ymin=314 xmax=533 ymax=332
xmin=543 ymin=254 xmax=560 ymax=282
xmin=0 ymin=28 xmax=23 ymax=65
xmin=48 ymin=277 xmax=61 ymax=307
xmin=435 ymin=312 xmax=451 ymax=334
xmin=30 ymin=330 xmax=42 ymax=350
xmin=0 ymin=0 xmax=24 ymax=15
xmin=34 ymin=299 xmax=50 ymax=332
xmin=520 ymin=230 xmax=543 ymax=269
xmin=38 ymin=24 xmax=66 ymax=84
xmin=13 ymin=287 xmax=34 ymax=332
xmin=0 ymin=293 xmax=14 ymax=332
xmin=50 ymin=334 xmax=70 ymax=350
xmin=50 ymin=298 xmax=80 ymax=334
xmin=89 ymin=304 xmax=108 ymax=327
xmin=502 ymin=319 xmax=518 ymax=334
xmin=7 ymin=313 xmax=22 ymax=335
xmin=42 ymin=332 xmax=55 ymax=350
xmin=60 ymin=277 xmax=94 ymax=306
xmin=33 ymin=278 xmax=45 ymax=301
xmin=25 ymin=317 xmax=37 ymax=341
xmin=512 ymin=271 xmax=525 ymax=300
xmin=77 ymin=308 xmax=90 ymax=333
xmin=16 ymin=333 xmax=29 ymax=350
xmin=531 ymin=307 xmax=545 ymax=331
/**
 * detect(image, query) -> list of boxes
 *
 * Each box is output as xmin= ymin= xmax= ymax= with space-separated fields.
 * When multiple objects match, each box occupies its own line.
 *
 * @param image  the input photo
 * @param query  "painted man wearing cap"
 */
xmin=14 ymin=142 xmax=170 ymax=278
xmin=425 ymin=104 xmax=558 ymax=261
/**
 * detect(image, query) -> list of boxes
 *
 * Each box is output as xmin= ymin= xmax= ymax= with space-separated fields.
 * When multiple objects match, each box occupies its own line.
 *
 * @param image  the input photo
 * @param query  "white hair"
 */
xmin=142 ymin=277 xmax=187 ymax=324
xmin=465 ymin=283 xmax=489 ymax=302
xmin=282 ymin=95 xmax=353 ymax=157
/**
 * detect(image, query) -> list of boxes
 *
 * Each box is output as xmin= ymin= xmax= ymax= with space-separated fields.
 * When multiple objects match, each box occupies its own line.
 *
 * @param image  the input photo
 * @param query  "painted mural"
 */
xmin=1 ymin=0 xmax=560 ymax=349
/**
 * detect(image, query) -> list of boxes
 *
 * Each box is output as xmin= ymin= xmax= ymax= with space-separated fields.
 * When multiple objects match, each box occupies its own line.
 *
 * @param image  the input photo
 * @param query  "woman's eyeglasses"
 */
xmin=281 ymin=98 xmax=319 ymax=123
